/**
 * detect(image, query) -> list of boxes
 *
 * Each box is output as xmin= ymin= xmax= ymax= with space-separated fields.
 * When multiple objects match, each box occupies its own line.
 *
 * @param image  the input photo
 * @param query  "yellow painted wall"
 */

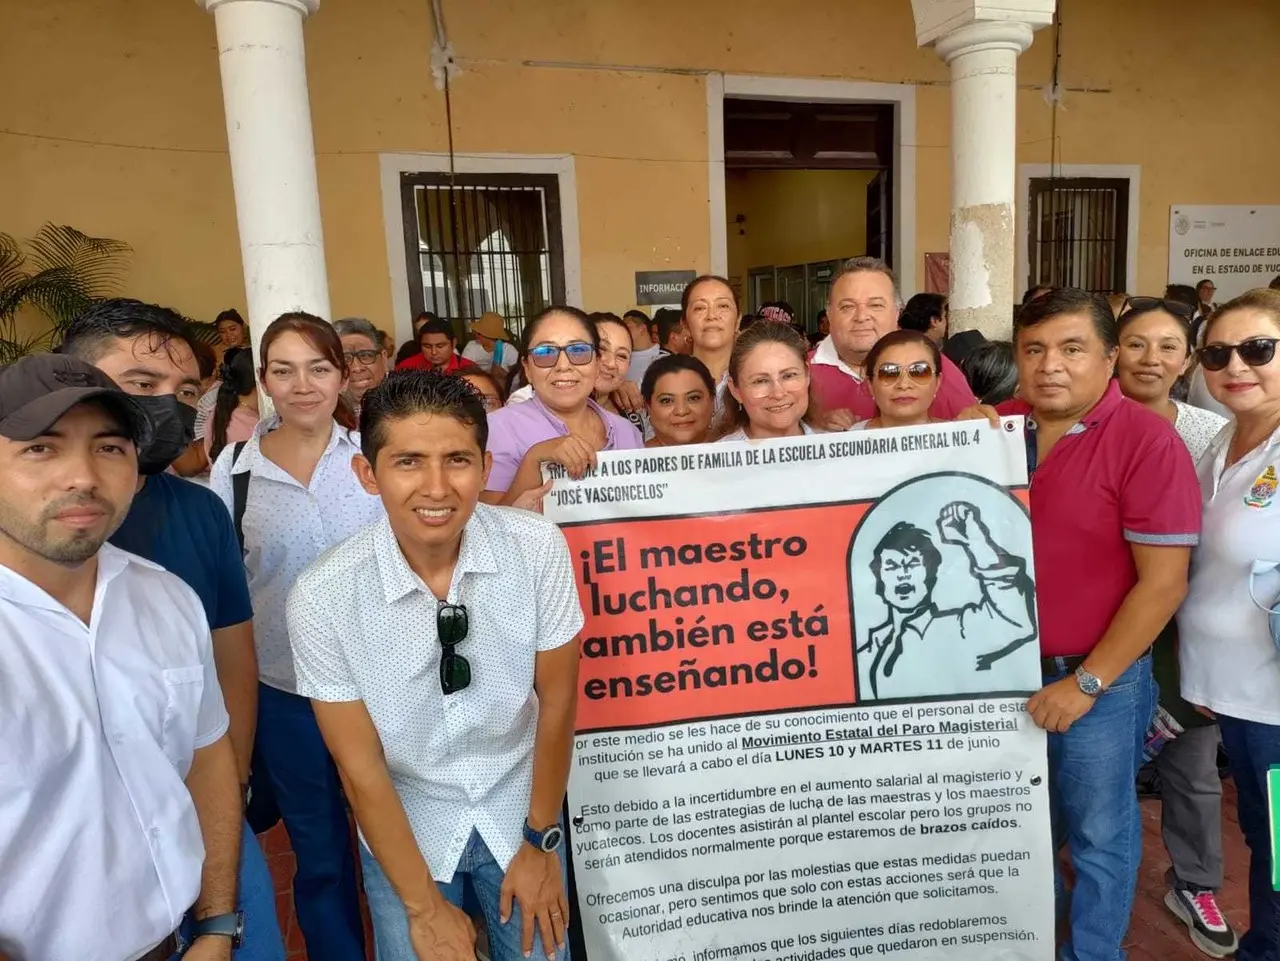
xmin=3 ymin=0 xmax=1278 ymax=343
xmin=726 ymin=169 xmax=878 ymax=281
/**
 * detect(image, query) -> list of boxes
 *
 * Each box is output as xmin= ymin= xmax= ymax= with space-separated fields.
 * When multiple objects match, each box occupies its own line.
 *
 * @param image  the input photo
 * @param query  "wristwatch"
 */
xmin=523 ymin=820 xmax=564 ymax=853
xmin=1074 ymin=665 xmax=1104 ymax=697
xmin=192 ymin=911 xmax=244 ymax=949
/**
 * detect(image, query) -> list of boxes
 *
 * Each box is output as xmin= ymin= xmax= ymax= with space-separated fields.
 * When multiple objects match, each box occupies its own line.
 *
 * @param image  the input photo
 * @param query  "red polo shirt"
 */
xmin=998 ymin=381 xmax=1201 ymax=657
xmin=808 ymin=335 xmax=976 ymax=420
xmin=396 ymin=352 xmax=477 ymax=373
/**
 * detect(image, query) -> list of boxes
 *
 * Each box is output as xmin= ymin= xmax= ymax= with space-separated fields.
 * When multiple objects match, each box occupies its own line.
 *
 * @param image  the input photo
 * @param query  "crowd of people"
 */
xmin=4 ymin=259 xmax=1280 ymax=961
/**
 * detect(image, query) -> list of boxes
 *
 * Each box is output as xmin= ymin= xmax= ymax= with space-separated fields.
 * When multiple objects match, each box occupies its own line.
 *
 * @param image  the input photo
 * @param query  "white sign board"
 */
xmin=1169 ymin=205 xmax=1280 ymax=300
xmin=546 ymin=422 xmax=1055 ymax=961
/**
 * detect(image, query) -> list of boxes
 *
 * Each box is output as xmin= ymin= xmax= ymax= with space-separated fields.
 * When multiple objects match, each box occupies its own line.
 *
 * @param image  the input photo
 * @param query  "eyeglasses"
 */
xmin=1119 ymin=297 xmax=1194 ymax=322
xmin=344 ymin=349 xmax=382 ymax=367
xmin=873 ymin=362 xmax=935 ymax=385
xmin=1198 ymin=338 xmax=1279 ymax=372
xmin=527 ymin=342 xmax=597 ymax=368
xmin=437 ymin=602 xmax=471 ymax=695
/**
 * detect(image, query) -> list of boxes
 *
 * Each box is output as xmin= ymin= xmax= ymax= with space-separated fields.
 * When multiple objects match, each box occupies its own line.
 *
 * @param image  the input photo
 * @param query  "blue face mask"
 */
xmin=130 ymin=394 xmax=197 ymax=475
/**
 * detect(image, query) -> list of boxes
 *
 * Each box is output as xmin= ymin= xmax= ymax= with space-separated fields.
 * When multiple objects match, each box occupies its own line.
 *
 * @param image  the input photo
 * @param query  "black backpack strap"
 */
xmin=231 ymin=441 xmax=249 ymax=552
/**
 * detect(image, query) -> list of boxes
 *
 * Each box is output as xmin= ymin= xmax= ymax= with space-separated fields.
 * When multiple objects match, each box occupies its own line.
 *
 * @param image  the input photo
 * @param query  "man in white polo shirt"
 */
xmin=0 ymin=355 xmax=242 ymax=961
xmin=287 ymin=370 xmax=582 ymax=961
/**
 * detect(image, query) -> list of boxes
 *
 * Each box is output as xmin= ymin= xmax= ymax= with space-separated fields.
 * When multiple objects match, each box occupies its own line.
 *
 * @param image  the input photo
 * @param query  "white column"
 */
xmin=912 ymin=1 xmax=1054 ymax=338
xmin=198 ymin=0 xmax=329 ymax=362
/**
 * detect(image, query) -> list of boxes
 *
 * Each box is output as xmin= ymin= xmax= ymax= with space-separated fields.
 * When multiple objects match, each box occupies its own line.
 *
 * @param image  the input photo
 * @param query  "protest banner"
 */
xmin=545 ymin=420 xmax=1054 ymax=961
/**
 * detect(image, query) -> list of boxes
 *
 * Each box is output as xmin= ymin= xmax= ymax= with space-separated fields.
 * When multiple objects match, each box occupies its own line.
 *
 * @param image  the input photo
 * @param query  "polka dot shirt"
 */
xmin=286 ymin=505 xmax=584 ymax=880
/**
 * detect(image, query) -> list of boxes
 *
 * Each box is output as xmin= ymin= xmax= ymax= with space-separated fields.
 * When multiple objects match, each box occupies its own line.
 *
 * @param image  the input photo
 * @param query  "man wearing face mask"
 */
xmin=61 ymin=299 xmax=285 ymax=961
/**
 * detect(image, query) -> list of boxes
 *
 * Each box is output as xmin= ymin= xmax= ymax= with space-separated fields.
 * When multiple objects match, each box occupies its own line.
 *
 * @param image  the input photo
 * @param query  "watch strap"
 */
xmin=192 ymin=911 xmax=244 ymax=948
xmin=523 ymin=821 xmax=563 ymax=852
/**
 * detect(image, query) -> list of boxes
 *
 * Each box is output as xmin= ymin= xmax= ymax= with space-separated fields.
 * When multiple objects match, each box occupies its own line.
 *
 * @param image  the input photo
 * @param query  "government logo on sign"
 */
xmin=1174 ymin=213 xmax=1191 ymax=236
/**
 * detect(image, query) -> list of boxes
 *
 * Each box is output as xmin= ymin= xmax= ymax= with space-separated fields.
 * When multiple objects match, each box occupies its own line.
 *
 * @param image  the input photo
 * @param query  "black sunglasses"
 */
xmin=437 ymin=602 xmax=471 ymax=695
xmin=1119 ymin=297 xmax=1195 ymax=322
xmin=1198 ymin=338 xmax=1279 ymax=372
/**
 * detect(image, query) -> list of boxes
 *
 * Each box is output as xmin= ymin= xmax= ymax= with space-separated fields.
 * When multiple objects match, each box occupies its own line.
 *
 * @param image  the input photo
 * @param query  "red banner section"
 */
xmin=563 ymin=503 xmax=869 ymax=732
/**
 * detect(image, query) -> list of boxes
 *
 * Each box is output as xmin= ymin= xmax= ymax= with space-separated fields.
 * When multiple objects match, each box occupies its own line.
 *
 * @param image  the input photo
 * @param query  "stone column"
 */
xmin=197 ymin=0 xmax=330 ymax=361
xmin=912 ymin=1 xmax=1055 ymax=338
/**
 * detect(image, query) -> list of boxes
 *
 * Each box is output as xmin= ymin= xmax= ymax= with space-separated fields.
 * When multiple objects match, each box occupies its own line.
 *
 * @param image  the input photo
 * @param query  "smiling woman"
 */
xmin=717 ymin=321 xmax=818 ymax=443
xmin=483 ymin=306 xmax=643 ymax=505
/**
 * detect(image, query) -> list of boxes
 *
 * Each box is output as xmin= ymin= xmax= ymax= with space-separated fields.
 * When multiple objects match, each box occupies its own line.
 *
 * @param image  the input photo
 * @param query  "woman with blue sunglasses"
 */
xmin=484 ymin=306 xmax=643 ymax=505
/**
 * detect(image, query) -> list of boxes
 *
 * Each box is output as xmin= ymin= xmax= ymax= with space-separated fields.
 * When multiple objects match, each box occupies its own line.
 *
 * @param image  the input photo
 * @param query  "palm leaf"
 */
xmin=25 ymin=224 xmax=131 ymax=326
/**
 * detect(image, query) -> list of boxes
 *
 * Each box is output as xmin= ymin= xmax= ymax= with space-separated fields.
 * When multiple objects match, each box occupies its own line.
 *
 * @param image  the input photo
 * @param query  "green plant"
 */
xmin=0 ymin=223 xmax=132 ymax=363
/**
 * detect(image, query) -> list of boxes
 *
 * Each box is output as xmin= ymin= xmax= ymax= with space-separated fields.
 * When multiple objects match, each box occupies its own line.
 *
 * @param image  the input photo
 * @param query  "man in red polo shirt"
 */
xmin=810 ymin=257 xmax=975 ymax=423
xmin=396 ymin=317 xmax=477 ymax=374
xmin=997 ymin=288 xmax=1201 ymax=961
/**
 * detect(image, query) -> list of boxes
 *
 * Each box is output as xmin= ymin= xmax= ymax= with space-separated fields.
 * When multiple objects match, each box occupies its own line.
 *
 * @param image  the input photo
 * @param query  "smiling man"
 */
xmin=997 ymin=288 xmax=1202 ymax=961
xmin=286 ymin=371 xmax=582 ymax=961
xmin=335 ymin=316 xmax=389 ymax=419
xmin=0 ymin=355 xmax=240 ymax=961
xmin=811 ymin=257 xmax=974 ymax=424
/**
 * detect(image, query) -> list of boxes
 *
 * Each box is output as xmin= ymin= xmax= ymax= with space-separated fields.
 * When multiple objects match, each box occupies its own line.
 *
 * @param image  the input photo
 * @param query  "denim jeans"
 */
xmin=361 ymin=830 xmax=570 ymax=961
xmin=1046 ymin=654 xmax=1154 ymax=961
xmin=1217 ymin=714 xmax=1280 ymax=961
xmin=170 ymin=826 xmax=285 ymax=960
xmin=252 ymin=684 xmax=365 ymax=961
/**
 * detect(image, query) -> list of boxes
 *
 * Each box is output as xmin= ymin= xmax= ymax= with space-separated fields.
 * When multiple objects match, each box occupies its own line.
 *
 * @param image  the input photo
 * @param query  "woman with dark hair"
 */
xmin=851 ymin=329 xmax=944 ymax=431
xmin=682 ymin=275 xmax=740 ymax=402
xmin=460 ymin=367 xmax=507 ymax=412
xmin=204 ymin=345 xmax=259 ymax=460
xmin=590 ymin=312 xmax=648 ymax=437
xmin=959 ymin=340 xmax=1019 ymax=406
xmin=717 ymin=322 xmax=818 ymax=442
xmin=209 ymin=311 xmax=380 ymax=961
xmin=484 ymin=306 xmax=643 ymax=504
xmin=899 ymin=293 xmax=948 ymax=345
xmin=642 ymin=353 xmax=715 ymax=447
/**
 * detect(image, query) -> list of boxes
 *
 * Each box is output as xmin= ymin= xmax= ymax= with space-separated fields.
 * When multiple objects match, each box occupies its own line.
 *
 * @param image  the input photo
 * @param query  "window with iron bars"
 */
xmin=1027 ymin=177 xmax=1129 ymax=295
xmin=399 ymin=172 xmax=565 ymax=340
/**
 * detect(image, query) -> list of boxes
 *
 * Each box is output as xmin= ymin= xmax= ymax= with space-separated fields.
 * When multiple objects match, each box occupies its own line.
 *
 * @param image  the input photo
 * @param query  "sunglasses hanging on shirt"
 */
xmin=437 ymin=601 xmax=471 ymax=695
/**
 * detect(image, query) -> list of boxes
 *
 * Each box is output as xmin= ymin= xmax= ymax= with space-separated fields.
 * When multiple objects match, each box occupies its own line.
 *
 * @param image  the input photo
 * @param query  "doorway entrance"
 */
xmin=721 ymin=96 xmax=895 ymax=334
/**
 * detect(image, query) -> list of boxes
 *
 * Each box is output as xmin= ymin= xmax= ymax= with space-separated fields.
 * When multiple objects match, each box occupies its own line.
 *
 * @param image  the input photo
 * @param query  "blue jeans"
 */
xmin=1217 ymin=714 xmax=1280 ymax=961
xmin=252 ymin=684 xmax=365 ymax=961
xmin=172 ymin=826 xmax=285 ymax=960
xmin=361 ymin=830 xmax=570 ymax=961
xmin=1046 ymin=654 xmax=1154 ymax=961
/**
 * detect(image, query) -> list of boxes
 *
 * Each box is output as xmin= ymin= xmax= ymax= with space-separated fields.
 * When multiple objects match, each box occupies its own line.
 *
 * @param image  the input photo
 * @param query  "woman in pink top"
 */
xmin=484 ymin=305 xmax=643 ymax=504
xmin=205 ymin=345 xmax=260 ymax=460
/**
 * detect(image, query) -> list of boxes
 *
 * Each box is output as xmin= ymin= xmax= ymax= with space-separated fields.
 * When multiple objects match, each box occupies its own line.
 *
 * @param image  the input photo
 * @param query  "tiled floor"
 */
xmin=263 ymin=783 xmax=1253 ymax=960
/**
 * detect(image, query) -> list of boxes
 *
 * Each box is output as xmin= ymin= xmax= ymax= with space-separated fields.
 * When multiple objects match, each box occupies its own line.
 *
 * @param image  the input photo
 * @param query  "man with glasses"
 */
xmin=990 ymin=288 xmax=1202 ymax=961
xmin=335 ymin=317 xmax=389 ymax=419
xmin=286 ymin=370 xmax=582 ymax=961
xmin=811 ymin=257 xmax=975 ymax=426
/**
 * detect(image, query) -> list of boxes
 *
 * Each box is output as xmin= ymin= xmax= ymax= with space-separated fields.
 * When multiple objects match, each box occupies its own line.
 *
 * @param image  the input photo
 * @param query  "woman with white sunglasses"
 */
xmin=484 ymin=306 xmax=642 ymax=505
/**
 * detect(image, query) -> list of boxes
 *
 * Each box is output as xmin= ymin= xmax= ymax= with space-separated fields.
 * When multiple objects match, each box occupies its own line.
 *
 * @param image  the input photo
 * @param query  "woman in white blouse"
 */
xmin=717 ymin=321 xmax=819 ymax=442
xmin=1177 ymin=289 xmax=1280 ymax=961
xmin=211 ymin=312 xmax=382 ymax=961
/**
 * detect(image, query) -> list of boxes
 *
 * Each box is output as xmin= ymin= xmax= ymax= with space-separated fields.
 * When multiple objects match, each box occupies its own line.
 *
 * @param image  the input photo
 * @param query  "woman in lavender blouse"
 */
xmin=483 ymin=306 xmax=643 ymax=505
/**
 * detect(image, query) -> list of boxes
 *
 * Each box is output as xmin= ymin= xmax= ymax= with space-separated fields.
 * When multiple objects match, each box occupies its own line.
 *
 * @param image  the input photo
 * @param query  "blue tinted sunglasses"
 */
xmin=527 ymin=342 xmax=597 ymax=368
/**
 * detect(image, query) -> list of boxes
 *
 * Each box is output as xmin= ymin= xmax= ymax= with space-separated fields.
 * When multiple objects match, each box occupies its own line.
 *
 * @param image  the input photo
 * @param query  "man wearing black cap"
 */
xmin=0 ymin=355 xmax=242 ymax=961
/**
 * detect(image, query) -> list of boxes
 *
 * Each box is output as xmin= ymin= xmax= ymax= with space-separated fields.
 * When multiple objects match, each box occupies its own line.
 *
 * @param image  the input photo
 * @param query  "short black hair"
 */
xmin=359 ymin=369 xmax=489 ymax=464
xmin=215 ymin=308 xmax=245 ymax=327
xmin=1163 ymin=284 xmax=1200 ymax=312
xmin=1014 ymin=287 xmax=1118 ymax=351
xmin=623 ymin=309 xmax=649 ymax=325
xmin=899 ymin=293 xmax=947 ymax=333
xmin=651 ymin=308 xmax=683 ymax=348
xmin=959 ymin=340 xmax=1018 ymax=406
xmin=61 ymin=297 xmax=198 ymax=363
xmin=1196 ymin=279 xmax=1216 ymax=292
xmin=641 ymin=352 xmax=716 ymax=402
xmin=871 ymin=522 xmax=941 ymax=596
xmin=418 ymin=317 xmax=456 ymax=342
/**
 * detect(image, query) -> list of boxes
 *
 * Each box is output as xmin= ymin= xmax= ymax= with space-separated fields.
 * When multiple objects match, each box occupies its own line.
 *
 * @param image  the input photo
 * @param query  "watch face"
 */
xmin=542 ymin=826 xmax=564 ymax=851
xmin=1076 ymin=670 xmax=1102 ymax=695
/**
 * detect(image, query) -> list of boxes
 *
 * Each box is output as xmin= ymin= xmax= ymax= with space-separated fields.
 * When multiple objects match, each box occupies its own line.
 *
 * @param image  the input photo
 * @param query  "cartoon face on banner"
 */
xmin=849 ymin=473 xmax=1040 ymax=703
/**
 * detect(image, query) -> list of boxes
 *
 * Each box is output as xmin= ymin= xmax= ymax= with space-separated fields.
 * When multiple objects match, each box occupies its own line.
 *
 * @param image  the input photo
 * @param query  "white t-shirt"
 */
xmin=626 ymin=344 xmax=663 ymax=386
xmin=1178 ymin=424 xmax=1280 ymax=724
xmin=462 ymin=338 xmax=516 ymax=373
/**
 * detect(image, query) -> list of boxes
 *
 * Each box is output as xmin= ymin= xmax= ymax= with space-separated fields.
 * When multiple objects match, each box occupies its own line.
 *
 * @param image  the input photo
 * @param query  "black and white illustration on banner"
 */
xmin=852 ymin=474 xmax=1039 ymax=701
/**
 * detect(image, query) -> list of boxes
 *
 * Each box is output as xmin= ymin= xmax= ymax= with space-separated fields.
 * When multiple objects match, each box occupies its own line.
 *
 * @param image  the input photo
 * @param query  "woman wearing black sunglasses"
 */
xmin=848 ymin=329 xmax=944 ymax=431
xmin=484 ymin=306 xmax=643 ymax=506
xmin=1177 ymin=288 xmax=1280 ymax=961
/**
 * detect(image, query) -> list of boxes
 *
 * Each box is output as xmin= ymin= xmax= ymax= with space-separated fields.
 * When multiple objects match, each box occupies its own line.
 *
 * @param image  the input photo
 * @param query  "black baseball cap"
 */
xmin=0 ymin=354 xmax=154 ymax=446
